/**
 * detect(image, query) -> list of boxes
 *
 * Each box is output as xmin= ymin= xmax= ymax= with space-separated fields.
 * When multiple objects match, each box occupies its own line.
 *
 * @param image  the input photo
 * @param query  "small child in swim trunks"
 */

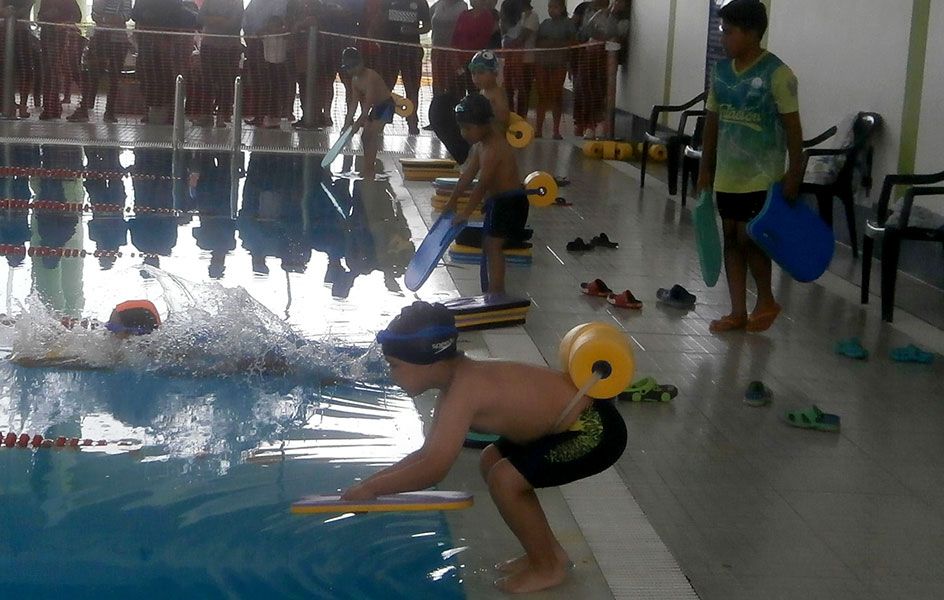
xmin=341 ymin=46 xmax=395 ymax=181
xmin=443 ymin=93 xmax=527 ymax=294
xmin=468 ymin=50 xmax=511 ymax=135
xmin=342 ymin=302 xmax=627 ymax=594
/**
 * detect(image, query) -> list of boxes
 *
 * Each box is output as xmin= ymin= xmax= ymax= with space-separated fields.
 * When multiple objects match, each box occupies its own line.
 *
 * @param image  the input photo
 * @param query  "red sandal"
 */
xmin=580 ymin=279 xmax=613 ymax=297
xmin=607 ymin=290 xmax=642 ymax=309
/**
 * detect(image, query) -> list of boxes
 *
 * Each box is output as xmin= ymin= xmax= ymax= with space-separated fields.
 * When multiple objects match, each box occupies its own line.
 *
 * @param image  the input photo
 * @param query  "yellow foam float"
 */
xmin=559 ymin=322 xmax=635 ymax=399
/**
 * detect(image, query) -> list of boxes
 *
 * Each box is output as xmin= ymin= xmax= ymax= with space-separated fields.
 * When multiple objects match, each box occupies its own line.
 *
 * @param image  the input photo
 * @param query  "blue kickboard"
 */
xmin=404 ymin=211 xmax=466 ymax=291
xmin=747 ymin=183 xmax=835 ymax=283
xmin=321 ymin=125 xmax=356 ymax=169
xmin=693 ymin=189 xmax=723 ymax=287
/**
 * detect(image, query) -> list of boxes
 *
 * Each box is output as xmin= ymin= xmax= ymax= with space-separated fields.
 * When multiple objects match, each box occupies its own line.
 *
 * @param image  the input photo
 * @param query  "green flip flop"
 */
xmin=783 ymin=405 xmax=840 ymax=432
xmin=618 ymin=377 xmax=678 ymax=402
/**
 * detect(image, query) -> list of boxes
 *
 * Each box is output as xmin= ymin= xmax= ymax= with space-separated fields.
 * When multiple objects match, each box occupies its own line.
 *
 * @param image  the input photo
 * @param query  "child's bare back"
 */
xmin=443 ymin=358 xmax=589 ymax=442
xmin=473 ymin=134 xmax=522 ymax=201
xmin=352 ymin=68 xmax=391 ymax=114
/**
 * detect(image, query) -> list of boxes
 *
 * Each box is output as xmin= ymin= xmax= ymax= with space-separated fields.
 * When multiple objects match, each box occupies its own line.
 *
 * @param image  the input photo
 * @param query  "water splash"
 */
xmin=5 ymin=266 xmax=388 ymax=383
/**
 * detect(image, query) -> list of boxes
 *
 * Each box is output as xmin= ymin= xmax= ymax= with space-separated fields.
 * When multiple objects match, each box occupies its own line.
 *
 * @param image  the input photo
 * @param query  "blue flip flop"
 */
xmin=835 ymin=337 xmax=868 ymax=360
xmin=889 ymin=344 xmax=934 ymax=364
xmin=743 ymin=381 xmax=772 ymax=407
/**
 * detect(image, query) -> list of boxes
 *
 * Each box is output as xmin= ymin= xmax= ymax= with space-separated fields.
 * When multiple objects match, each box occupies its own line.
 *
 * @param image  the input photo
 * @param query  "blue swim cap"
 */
xmin=469 ymin=50 xmax=498 ymax=73
xmin=377 ymin=302 xmax=458 ymax=364
xmin=341 ymin=46 xmax=363 ymax=72
xmin=455 ymin=93 xmax=494 ymax=126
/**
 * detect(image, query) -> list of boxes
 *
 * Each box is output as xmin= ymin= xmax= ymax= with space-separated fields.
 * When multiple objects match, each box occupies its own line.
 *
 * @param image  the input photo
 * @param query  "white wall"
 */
xmin=916 ymin=1 xmax=944 ymax=176
xmin=666 ymin=0 xmax=709 ymax=129
xmin=619 ymin=0 xmax=670 ymax=116
xmin=767 ymin=0 xmax=913 ymax=204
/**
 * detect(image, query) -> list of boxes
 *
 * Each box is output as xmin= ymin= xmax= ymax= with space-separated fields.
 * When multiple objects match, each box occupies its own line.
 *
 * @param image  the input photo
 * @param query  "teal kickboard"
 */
xmin=321 ymin=125 xmax=356 ymax=169
xmin=404 ymin=211 xmax=466 ymax=291
xmin=693 ymin=189 xmax=723 ymax=287
xmin=747 ymin=183 xmax=835 ymax=282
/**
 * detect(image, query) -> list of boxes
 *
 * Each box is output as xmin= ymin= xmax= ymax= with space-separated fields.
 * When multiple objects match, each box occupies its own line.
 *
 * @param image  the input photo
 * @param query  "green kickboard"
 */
xmin=693 ymin=189 xmax=723 ymax=287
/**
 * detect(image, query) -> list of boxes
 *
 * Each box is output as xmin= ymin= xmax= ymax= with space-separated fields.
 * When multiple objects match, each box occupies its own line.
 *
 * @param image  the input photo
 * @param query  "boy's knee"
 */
xmin=486 ymin=458 xmax=528 ymax=492
xmin=479 ymin=444 xmax=501 ymax=478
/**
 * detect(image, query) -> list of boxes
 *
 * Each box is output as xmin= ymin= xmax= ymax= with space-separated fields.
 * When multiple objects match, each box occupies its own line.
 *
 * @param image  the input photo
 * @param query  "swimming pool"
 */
xmin=0 ymin=144 xmax=466 ymax=598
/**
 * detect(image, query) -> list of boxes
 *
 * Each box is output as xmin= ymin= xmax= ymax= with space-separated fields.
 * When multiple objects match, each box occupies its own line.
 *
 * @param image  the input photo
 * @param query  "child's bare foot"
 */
xmin=709 ymin=312 xmax=747 ymax=333
xmin=494 ymin=560 xmax=569 ymax=594
xmin=746 ymin=302 xmax=781 ymax=332
xmin=495 ymin=547 xmax=570 ymax=573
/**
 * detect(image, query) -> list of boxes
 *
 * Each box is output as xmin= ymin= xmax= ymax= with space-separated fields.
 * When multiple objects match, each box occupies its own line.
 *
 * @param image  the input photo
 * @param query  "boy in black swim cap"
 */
xmin=443 ymin=93 xmax=528 ymax=295
xmin=340 ymin=46 xmax=395 ymax=181
xmin=342 ymin=302 xmax=627 ymax=594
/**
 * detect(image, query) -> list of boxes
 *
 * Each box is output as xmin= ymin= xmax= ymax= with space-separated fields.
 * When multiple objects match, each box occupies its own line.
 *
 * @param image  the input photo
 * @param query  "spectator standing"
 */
xmin=369 ymin=0 xmax=430 ymax=135
xmin=243 ymin=0 xmax=290 ymax=127
xmin=193 ymin=0 xmax=243 ymax=127
xmin=450 ymin=0 xmax=494 ymax=95
xmin=1 ymin=0 xmax=37 ymax=117
xmin=429 ymin=0 xmax=466 ymax=96
xmin=68 ymin=0 xmax=133 ymax=123
xmin=314 ymin=0 xmax=362 ymax=127
xmin=37 ymin=0 xmax=81 ymax=120
xmin=534 ymin=0 xmax=574 ymax=139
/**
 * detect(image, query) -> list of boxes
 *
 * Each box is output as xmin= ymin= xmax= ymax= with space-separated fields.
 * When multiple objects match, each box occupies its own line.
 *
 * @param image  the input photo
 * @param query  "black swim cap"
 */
xmin=455 ymin=93 xmax=494 ymax=126
xmin=341 ymin=47 xmax=363 ymax=72
xmin=377 ymin=302 xmax=458 ymax=364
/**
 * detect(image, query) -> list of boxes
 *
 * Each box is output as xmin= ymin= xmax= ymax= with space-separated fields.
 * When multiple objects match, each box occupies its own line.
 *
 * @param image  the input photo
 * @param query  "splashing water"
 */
xmin=5 ymin=266 xmax=388 ymax=383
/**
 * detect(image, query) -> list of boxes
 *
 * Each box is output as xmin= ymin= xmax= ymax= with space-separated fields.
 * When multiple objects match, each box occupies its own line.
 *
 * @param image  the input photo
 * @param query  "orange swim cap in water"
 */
xmin=106 ymin=300 xmax=161 ymax=335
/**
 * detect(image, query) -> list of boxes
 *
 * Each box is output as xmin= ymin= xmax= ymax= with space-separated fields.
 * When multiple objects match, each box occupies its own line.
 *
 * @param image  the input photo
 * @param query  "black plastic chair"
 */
xmin=800 ymin=112 xmax=883 ymax=258
xmin=640 ymin=91 xmax=707 ymax=194
xmin=680 ymin=124 xmax=838 ymax=206
xmin=860 ymin=169 xmax=944 ymax=322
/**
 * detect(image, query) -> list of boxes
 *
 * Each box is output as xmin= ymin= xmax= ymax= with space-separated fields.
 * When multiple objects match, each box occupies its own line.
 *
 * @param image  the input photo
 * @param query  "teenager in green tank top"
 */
xmin=697 ymin=0 xmax=804 ymax=334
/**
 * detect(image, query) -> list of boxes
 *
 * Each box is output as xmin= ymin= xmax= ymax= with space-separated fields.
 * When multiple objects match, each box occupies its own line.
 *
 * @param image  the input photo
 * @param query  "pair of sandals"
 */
xmin=836 ymin=338 xmax=935 ymax=364
xmin=567 ymin=233 xmax=619 ymax=252
xmin=618 ymin=377 xmax=678 ymax=402
xmin=580 ymin=279 xmax=642 ymax=309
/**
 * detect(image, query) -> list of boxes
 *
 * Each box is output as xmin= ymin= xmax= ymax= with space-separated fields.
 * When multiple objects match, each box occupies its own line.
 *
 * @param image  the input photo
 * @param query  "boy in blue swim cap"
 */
xmin=342 ymin=302 xmax=627 ymax=593
xmin=443 ymin=93 xmax=528 ymax=294
xmin=467 ymin=50 xmax=511 ymax=134
xmin=340 ymin=46 xmax=395 ymax=181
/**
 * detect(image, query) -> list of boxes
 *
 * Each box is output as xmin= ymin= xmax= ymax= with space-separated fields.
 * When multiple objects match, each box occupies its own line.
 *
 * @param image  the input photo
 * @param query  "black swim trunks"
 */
xmin=368 ymin=98 xmax=396 ymax=124
xmin=494 ymin=400 xmax=627 ymax=489
xmin=716 ymin=190 xmax=768 ymax=223
xmin=483 ymin=189 xmax=529 ymax=241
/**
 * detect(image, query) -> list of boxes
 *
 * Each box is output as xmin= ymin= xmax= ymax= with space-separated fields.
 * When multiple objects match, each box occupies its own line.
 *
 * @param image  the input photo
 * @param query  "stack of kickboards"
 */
xmin=443 ymin=294 xmax=531 ymax=331
xmin=431 ymin=176 xmax=482 ymax=217
xmin=400 ymin=158 xmax=459 ymax=181
xmin=448 ymin=224 xmax=533 ymax=265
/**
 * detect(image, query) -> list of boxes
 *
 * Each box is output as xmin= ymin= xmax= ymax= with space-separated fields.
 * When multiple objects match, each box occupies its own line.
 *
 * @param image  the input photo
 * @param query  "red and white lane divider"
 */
xmin=0 ymin=244 xmax=162 ymax=260
xmin=1 ymin=431 xmax=138 ymax=449
xmin=0 ymin=167 xmax=176 ymax=181
xmin=0 ymin=198 xmax=195 ymax=215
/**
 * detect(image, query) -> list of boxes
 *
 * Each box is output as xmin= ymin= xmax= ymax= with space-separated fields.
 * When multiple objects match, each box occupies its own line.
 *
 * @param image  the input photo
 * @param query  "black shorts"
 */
xmin=483 ymin=190 xmax=529 ymax=241
xmin=716 ymin=190 xmax=768 ymax=223
xmin=368 ymin=98 xmax=395 ymax=123
xmin=494 ymin=400 xmax=627 ymax=489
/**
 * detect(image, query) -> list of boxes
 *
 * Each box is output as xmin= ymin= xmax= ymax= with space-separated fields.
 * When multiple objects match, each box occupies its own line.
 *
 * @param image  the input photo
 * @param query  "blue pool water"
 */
xmin=0 ymin=144 xmax=466 ymax=598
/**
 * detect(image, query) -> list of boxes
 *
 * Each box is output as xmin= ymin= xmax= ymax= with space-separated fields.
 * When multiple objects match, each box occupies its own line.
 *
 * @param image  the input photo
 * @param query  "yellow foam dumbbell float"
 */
xmin=391 ymin=93 xmax=415 ymax=118
xmin=507 ymin=113 xmax=535 ymax=149
xmin=550 ymin=322 xmax=635 ymax=429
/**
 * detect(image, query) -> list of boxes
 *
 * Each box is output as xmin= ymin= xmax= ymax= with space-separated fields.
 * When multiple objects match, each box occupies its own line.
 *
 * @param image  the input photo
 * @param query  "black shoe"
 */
xmin=566 ymin=237 xmax=593 ymax=251
xmin=590 ymin=232 xmax=619 ymax=248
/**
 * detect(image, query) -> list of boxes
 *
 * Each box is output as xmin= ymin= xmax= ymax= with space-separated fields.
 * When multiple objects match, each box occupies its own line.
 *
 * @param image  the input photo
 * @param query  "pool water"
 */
xmin=0 ymin=144 xmax=466 ymax=598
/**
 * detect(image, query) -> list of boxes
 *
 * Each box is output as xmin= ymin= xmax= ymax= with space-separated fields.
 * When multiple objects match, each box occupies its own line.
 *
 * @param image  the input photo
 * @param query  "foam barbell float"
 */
xmin=391 ymin=93 xmax=415 ymax=118
xmin=558 ymin=322 xmax=635 ymax=399
xmin=507 ymin=113 xmax=535 ymax=149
